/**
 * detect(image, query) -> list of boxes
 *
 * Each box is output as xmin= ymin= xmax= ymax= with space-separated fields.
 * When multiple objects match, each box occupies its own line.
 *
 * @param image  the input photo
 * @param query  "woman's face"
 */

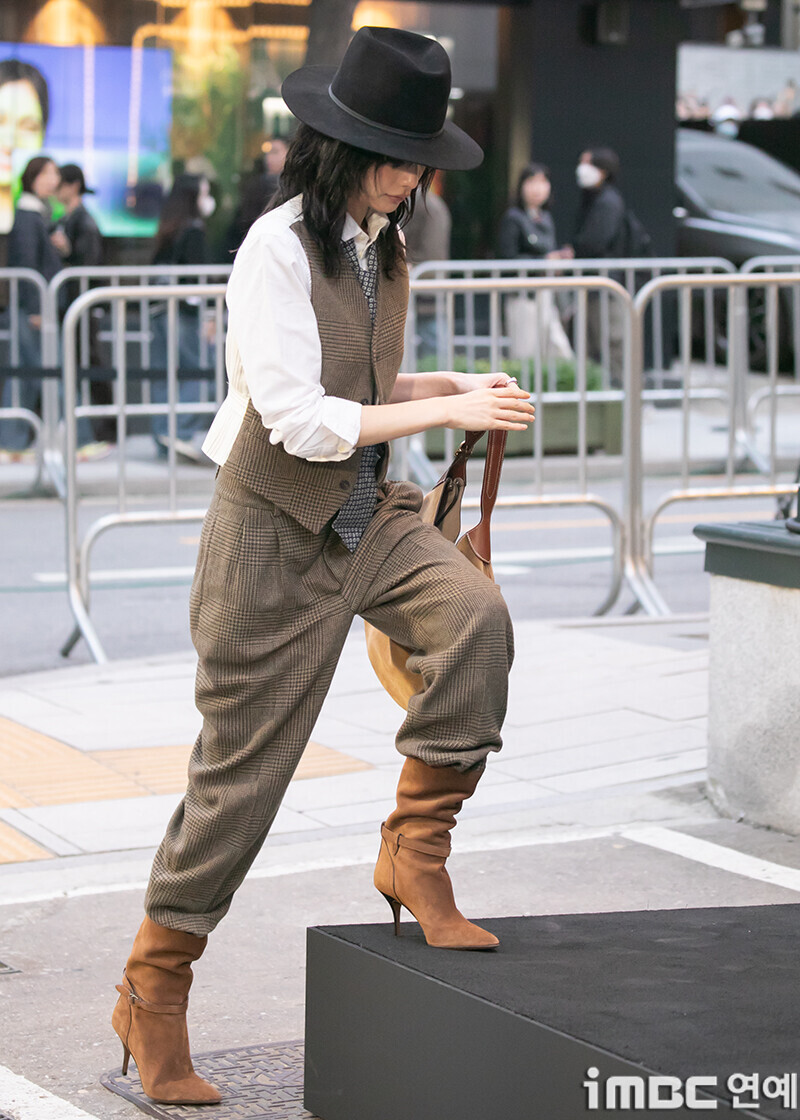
xmin=32 ymin=159 xmax=60 ymax=200
xmin=0 ymin=79 xmax=45 ymax=188
xmin=520 ymin=172 xmax=551 ymax=210
xmin=356 ymin=161 xmax=425 ymax=215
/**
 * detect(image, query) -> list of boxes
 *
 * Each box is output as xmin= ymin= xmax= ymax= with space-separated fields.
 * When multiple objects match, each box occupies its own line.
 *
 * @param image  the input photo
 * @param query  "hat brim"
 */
xmin=281 ymin=66 xmax=483 ymax=171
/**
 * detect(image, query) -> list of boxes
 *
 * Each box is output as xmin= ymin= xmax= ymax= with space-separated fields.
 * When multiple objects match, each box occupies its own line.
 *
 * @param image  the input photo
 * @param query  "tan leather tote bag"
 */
xmin=364 ymin=428 xmax=507 ymax=709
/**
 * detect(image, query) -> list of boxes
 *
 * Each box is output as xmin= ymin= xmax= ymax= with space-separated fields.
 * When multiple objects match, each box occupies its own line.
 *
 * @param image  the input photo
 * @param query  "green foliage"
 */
xmin=415 ymin=355 xmax=605 ymax=391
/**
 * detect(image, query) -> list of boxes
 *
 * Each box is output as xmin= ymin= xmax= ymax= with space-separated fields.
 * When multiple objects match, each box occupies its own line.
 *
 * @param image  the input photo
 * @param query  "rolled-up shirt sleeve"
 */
xmin=225 ymin=223 xmax=362 ymax=462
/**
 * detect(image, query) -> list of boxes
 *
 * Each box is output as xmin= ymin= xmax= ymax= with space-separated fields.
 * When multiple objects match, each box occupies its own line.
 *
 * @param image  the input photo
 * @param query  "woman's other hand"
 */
xmin=445 ymin=384 xmax=534 ymax=432
xmin=451 ymin=371 xmax=517 ymax=393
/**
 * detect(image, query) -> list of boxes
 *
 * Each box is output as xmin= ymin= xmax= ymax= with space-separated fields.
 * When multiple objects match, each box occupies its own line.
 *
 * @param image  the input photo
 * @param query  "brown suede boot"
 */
xmin=111 ymin=916 xmax=221 ymax=1104
xmin=374 ymin=756 xmax=499 ymax=950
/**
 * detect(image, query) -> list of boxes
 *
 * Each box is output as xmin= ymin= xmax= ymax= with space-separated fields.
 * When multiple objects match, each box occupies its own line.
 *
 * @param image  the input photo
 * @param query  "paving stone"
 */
xmin=102 ymin=1040 xmax=318 ymax=1119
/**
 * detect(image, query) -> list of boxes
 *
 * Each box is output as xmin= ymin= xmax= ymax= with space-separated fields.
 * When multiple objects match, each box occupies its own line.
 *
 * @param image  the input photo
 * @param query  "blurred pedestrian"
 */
xmin=224 ymin=139 xmax=288 ymax=255
xmin=263 ymin=136 xmax=288 ymax=193
xmin=497 ymin=163 xmax=573 ymax=365
xmin=54 ymin=163 xmax=102 ymax=271
xmin=54 ymin=162 xmax=114 ymax=450
xmin=403 ymin=172 xmax=451 ymax=360
xmin=149 ymin=173 xmax=215 ymax=462
xmin=0 ymin=154 xmax=62 ymax=455
xmin=570 ymin=147 xmax=639 ymax=384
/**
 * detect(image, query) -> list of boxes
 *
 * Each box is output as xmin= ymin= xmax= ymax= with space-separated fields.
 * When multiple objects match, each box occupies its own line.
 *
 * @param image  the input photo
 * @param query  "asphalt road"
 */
xmin=0 ymin=474 xmax=782 ymax=677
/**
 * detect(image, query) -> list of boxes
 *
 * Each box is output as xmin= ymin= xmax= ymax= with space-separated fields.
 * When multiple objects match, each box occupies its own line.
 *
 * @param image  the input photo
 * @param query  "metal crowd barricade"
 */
xmin=39 ymin=264 xmax=232 ymax=497
xmin=62 ymin=283 xmax=228 ymax=663
xmin=401 ymin=274 xmax=632 ymax=616
xmin=627 ymin=270 xmax=800 ymax=615
xmin=0 ymin=268 xmax=50 ymax=480
xmin=408 ymin=256 xmax=735 ymax=386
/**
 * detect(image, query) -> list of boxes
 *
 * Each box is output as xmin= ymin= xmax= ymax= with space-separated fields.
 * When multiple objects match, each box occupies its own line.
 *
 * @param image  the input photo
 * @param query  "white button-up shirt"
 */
xmin=202 ymin=194 xmax=390 ymax=465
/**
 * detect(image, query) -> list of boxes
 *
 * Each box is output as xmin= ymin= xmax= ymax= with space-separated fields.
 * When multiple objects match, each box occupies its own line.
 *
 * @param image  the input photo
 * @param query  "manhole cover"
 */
xmin=102 ymin=1039 xmax=318 ymax=1119
xmin=0 ymin=961 xmax=20 ymax=975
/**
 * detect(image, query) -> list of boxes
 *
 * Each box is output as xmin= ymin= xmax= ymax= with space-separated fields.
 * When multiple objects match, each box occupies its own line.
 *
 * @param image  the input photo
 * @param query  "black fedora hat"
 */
xmin=281 ymin=26 xmax=482 ymax=171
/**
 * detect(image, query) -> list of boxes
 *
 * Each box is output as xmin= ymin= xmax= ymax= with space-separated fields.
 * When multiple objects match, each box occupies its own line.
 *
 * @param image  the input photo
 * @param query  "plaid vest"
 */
xmin=222 ymin=219 xmax=407 ymax=532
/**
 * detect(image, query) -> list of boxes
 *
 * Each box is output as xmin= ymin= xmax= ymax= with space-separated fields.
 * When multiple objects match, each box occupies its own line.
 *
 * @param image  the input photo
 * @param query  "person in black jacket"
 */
xmin=573 ymin=148 xmax=627 ymax=259
xmin=149 ymin=173 xmax=215 ymax=461
xmin=496 ymin=163 xmax=573 ymax=364
xmin=54 ymin=163 xmax=115 ymax=448
xmin=0 ymin=155 xmax=62 ymax=453
xmin=571 ymin=147 xmax=627 ymax=384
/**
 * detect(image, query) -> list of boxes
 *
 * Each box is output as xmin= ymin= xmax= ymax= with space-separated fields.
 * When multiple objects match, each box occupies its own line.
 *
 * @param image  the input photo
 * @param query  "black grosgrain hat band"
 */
xmin=327 ymin=84 xmax=445 ymax=141
xmin=281 ymin=26 xmax=483 ymax=171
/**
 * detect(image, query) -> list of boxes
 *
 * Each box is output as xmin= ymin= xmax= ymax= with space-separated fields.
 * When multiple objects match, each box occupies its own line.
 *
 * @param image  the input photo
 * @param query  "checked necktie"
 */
xmin=332 ymin=238 xmax=382 ymax=552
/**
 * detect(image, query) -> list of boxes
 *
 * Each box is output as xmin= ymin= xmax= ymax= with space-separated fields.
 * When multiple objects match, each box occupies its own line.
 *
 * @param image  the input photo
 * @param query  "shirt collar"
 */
xmin=343 ymin=210 xmax=390 ymax=262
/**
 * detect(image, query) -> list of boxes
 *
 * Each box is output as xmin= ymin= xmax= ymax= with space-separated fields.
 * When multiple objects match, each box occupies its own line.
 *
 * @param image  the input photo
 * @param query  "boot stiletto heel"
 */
xmin=381 ymin=892 xmax=402 ymax=935
xmin=121 ymin=1045 xmax=130 ymax=1076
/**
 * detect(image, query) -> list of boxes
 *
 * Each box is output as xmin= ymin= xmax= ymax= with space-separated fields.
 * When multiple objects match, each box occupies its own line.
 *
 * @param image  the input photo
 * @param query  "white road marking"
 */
xmin=0 ymin=1063 xmax=102 ymax=1120
xmin=622 ymin=825 xmax=800 ymax=893
xmin=33 ymin=567 xmax=195 ymax=585
xmin=0 ymin=824 xmax=621 ymax=908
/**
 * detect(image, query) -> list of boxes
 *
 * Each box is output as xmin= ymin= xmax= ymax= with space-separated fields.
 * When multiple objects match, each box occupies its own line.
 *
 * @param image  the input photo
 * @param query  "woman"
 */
xmin=496 ymin=162 xmax=562 ymax=261
xmin=111 ymin=27 xmax=534 ymax=1106
xmin=496 ymin=163 xmax=573 ymax=363
xmin=149 ymin=173 xmax=216 ymax=461
xmin=572 ymin=147 xmax=630 ymax=384
xmin=0 ymin=154 xmax=63 ymax=453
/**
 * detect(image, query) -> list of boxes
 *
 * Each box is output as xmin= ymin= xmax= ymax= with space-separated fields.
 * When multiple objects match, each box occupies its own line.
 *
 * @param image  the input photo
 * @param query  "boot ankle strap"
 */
xmin=381 ymin=822 xmax=450 ymax=859
xmin=116 ymin=981 xmax=188 ymax=1015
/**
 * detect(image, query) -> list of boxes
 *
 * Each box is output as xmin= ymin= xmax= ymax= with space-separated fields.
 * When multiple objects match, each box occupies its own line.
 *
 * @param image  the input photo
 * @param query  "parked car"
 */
xmin=676 ymin=129 xmax=800 ymax=367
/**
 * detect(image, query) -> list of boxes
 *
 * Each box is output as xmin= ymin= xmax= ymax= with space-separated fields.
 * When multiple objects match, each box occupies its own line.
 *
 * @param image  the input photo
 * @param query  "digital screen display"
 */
xmin=0 ymin=42 xmax=172 ymax=237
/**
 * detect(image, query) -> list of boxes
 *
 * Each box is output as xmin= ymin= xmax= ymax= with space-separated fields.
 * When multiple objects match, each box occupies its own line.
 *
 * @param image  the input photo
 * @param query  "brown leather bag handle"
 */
xmin=439 ymin=429 xmax=485 ymax=487
xmin=464 ymin=429 xmax=507 ymax=564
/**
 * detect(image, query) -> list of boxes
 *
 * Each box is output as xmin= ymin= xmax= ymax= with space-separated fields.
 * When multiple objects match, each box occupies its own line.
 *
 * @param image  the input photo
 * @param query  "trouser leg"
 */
xmin=146 ymin=473 xmax=353 ymax=935
xmin=348 ymin=488 xmax=515 ymax=772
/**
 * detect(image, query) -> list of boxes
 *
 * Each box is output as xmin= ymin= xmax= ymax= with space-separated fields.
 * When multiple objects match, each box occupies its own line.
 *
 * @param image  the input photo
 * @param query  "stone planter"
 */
xmin=694 ymin=519 xmax=800 ymax=835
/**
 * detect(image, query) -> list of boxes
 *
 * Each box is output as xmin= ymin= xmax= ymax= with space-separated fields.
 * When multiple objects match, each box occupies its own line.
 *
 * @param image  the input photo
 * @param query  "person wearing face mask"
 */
xmin=149 ymin=173 xmax=216 ymax=461
xmin=571 ymin=147 xmax=629 ymax=385
xmin=496 ymin=163 xmax=574 ymax=365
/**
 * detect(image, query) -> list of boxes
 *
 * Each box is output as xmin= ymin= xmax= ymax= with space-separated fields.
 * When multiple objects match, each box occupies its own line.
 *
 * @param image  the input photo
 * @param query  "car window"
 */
xmin=677 ymin=133 xmax=800 ymax=215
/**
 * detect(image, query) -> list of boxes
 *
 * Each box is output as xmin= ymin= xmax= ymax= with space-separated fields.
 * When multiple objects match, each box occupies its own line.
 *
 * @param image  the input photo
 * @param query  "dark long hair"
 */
xmin=514 ymin=162 xmax=552 ymax=210
xmin=269 ymin=124 xmax=434 ymax=278
xmin=154 ymin=174 xmax=202 ymax=259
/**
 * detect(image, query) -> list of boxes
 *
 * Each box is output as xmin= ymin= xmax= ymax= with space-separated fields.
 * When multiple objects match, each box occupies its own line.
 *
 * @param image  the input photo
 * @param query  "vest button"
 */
xmin=339 ymin=479 xmax=351 ymax=491
xmin=360 ymin=397 xmax=369 ymax=405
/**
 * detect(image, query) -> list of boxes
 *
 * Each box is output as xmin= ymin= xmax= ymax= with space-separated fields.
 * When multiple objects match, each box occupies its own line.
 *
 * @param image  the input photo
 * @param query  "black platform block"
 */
xmin=305 ymin=905 xmax=800 ymax=1120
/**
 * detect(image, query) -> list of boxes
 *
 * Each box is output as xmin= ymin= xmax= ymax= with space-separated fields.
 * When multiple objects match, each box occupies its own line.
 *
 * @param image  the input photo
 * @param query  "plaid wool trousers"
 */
xmin=145 ymin=466 xmax=514 ymax=935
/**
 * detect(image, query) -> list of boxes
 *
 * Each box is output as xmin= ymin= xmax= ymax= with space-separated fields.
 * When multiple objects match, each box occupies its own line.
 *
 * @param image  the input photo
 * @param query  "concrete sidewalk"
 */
xmin=8 ymin=615 xmax=800 ymax=1120
xmin=0 ymin=612 xmax=715 ymax=904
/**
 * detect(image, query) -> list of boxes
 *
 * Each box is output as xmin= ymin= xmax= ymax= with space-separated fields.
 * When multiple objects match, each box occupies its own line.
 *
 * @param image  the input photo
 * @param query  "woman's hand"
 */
xmin=445 ymin=384 xmax=535 ymax=432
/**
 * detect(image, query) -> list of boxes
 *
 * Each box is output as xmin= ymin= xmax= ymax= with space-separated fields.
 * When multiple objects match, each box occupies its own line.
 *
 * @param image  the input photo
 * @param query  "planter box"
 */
xmin=424 ymin=399 xmax=623 ymax=458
